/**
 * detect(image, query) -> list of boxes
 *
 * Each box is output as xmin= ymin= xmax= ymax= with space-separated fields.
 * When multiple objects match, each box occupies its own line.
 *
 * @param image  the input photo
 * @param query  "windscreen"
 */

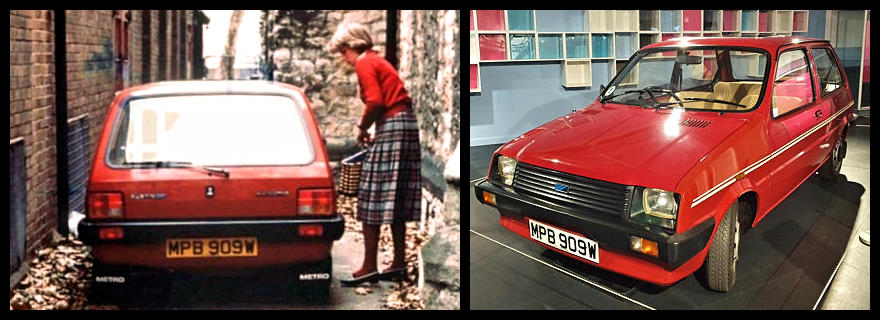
xmin=108 ymin=94 xmax=314 ymax=166
xmin=602 ymin=47 xmax=769 ymax=112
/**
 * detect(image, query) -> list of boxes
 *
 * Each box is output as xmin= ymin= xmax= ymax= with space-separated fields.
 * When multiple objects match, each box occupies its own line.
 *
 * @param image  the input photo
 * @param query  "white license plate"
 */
xmin=528 ymin=218 xmax=599 ymax=264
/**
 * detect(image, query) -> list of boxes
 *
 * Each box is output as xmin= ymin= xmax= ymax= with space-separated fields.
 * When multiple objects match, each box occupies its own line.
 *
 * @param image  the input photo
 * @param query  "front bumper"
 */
xmin=474 ymin=178 xmax=715 ymax=285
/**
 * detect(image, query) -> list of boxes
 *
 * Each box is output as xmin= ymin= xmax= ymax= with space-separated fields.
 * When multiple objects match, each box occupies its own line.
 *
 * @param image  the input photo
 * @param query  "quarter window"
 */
xmin=772 ymin=49 xmax=814 ymax=118
xmin=811 ymin=48 xmax=845 ymax=97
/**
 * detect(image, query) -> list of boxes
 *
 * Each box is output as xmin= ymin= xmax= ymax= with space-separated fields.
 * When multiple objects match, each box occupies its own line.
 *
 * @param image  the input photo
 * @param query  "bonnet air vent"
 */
xmin=680 ymin=119 xmax=711 ymax=128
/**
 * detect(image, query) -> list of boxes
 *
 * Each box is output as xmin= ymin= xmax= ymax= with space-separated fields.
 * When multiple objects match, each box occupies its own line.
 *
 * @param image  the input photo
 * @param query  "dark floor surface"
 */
xmin=469 ymin=135 xmax=865 ymax=309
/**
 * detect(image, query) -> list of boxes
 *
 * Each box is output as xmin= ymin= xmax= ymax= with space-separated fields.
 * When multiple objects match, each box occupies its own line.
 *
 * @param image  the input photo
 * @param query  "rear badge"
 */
xmin=256 ymin=190 xmax=290 ymax=197
xmin=206 ymin=186 xmax=215 ymax=198
xmin=130 ymin=193 xmax=167 ymax=200
xmin=299 ymin=273 xmax=330 ymax=280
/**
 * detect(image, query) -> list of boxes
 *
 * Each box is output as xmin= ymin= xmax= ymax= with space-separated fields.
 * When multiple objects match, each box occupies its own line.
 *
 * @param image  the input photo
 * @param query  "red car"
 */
xmin=475 ymin=36 xmax=854 ymax=292
xmin=79 ymin=81 xmax=342 ymax=301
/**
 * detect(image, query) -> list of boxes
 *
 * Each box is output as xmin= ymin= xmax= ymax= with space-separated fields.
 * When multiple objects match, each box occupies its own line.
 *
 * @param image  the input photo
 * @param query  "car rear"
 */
xmin=79 ymin=81 xmax=341 ymax=301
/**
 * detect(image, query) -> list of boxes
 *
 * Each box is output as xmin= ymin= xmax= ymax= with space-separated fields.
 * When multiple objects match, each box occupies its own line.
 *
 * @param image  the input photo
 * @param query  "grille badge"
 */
xmin=554 ymin=183 xmax=570 ymax=193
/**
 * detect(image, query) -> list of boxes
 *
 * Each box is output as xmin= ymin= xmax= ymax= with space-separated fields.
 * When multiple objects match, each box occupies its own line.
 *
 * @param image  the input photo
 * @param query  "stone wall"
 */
xmin=266 ymin=10 xmax=387 ymax=139
xmin=397 ymin=10 xmax=460 ymax=166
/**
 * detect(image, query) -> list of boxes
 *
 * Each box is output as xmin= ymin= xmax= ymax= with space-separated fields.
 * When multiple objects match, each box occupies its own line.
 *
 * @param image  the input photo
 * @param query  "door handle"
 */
xmin=815 ymin=110 xmax=822 ymax=118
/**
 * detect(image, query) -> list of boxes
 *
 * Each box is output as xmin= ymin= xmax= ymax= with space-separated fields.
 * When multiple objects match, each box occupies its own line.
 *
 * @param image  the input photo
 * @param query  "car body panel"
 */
xmin=477 ymin=37 xmax=855 ymax=286
xmin=81 ymin=80 xmax=341 ymax=271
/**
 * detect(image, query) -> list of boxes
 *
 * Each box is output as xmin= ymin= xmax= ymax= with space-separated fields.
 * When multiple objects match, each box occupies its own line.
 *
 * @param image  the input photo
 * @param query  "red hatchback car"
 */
xmin=79 ymin=81 xmax=342 ymax=301
xmin=475 ymin=36 xmax=854 ymax=292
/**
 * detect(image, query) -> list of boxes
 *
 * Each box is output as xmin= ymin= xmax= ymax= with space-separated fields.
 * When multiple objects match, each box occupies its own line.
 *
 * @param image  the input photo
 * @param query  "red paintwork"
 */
xmin=491 ymin=37 xmax=854 ymax=286
xmin=88 ymin=80 xmax=335 ymax=267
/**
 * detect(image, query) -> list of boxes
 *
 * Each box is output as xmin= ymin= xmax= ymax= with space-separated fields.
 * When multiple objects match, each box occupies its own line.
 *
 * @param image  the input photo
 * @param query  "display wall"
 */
xmin=469 ymin=10 xmax=829 ymax=146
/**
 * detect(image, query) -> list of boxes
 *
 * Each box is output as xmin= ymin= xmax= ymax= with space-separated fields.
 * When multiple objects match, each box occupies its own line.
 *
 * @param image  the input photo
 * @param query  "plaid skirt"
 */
xmin=356 ymin=110 xmax=421 ymax=225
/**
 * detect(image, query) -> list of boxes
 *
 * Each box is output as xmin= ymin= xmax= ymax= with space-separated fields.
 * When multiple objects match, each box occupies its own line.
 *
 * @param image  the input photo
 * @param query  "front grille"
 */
xmin=513 ymin=162 xmax=632 ymax=217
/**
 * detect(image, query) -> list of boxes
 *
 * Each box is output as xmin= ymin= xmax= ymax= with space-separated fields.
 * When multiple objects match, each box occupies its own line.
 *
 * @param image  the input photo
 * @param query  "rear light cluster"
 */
xmin=297 ymin=188 xmax=335 ymax=216
xmin=88 ymin=192 xmax=125 ymax=219
xmin=88 ymin=192 xmax=126 ymax=241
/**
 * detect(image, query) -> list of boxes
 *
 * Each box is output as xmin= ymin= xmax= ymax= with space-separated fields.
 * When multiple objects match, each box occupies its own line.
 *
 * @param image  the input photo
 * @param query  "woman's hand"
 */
xmin=357 ymin=127 xmax=372 ymax=146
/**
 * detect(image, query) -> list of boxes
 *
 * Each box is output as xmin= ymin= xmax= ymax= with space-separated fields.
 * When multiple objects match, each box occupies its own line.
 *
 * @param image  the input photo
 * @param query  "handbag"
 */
xmin=339 ymin=149 xmax=368 ymax=196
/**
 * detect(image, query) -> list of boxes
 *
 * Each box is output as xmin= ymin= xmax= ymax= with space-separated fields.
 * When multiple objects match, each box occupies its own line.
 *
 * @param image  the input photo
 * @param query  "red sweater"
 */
xmin=355 ymin=50 xmax=412 ymax=130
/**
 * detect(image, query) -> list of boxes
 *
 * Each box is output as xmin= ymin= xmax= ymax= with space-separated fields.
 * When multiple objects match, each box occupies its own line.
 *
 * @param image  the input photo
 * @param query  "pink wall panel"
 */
xmin=723 ymin=10 xmax=736 ymax=31
xmin=864 ymin=18 xmax=870 ymax=83
xmin=683 ymin=10 xmax=701 ymax=31
xmin=476 ymin=10 xmax=505 ymax=30
xmin=479 ymin=34 xmax=507 ymax=60
xmin=470 ymin=11 xmax=474 ymax=30
xmin=470 ymin=64 xmax=479 ymax=89
xmin=759 ymin=12 xmax=768 ymax=32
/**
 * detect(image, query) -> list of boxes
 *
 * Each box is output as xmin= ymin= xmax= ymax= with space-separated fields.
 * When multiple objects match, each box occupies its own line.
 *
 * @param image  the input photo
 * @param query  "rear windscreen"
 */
xmin=107 ymin=94 xmax=315 ymax=166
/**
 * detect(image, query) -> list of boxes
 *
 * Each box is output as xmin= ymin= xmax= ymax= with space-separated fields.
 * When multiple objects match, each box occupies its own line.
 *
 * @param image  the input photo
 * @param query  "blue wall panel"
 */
xmin=806 ymin=10 xmax=826 ymax=39
xmin=536 ymin=10 xmax=585 ymax=32
xmin=470 ymin=62 xmax=599 ymax=146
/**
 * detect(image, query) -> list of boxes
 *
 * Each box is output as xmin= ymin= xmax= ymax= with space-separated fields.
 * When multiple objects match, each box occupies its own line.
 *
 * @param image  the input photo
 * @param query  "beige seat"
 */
xmin=675 ymin=82 xmax=763 ymax=110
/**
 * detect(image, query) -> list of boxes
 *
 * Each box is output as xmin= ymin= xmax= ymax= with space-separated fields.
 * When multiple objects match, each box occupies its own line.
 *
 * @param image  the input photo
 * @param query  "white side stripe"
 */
xmin=690 ymin=102 xmax=853 ymax=208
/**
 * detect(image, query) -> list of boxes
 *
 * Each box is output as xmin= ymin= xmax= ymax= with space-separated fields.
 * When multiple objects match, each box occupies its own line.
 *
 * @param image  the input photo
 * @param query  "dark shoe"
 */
xmin=340 ymin=271 xmax=380 ymax=287
xmin=378 ymin=267 xmax=407 ymax=281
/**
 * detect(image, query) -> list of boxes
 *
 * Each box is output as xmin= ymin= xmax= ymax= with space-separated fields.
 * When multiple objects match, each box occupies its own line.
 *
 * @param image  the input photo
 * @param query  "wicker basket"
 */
xmin=339 ymin=149 xmax=367 ymax=196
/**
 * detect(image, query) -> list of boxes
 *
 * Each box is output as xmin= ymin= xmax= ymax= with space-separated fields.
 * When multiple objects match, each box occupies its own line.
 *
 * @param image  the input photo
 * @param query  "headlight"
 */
xmin=497 ymin=155 xmax=517 ymax=186
xmin=630 ymin=187 xmax=679 ymax=231
xmin=643 ymin=188 xmax=678 ymax=219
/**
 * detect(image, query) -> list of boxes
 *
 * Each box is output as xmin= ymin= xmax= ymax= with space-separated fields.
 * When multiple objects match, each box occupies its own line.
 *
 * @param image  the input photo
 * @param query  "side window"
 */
xmin=772 ymin=49 xmax=815 ymax=118
xmin=811 ymin=48 xmax=845 ymax=97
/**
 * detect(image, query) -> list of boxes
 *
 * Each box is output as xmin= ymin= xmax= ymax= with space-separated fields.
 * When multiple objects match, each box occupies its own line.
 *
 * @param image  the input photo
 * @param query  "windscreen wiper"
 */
xmin=125 ymin=161 xmax=230 ymax=178
xmin=682 ymin=97 xmax=745 ymax=108
xmin=653 ymin=98 xmax=746 ymax=110
xmin=599 ymin=90 xmax=638 ymax=104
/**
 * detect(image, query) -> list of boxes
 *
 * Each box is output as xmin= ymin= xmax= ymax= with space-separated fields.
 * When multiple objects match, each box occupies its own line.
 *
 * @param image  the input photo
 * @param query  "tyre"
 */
xmin=703 ymin=200 xmax=742 ymax=292
xmin=819 ymin=133 xmax=847 ymax=182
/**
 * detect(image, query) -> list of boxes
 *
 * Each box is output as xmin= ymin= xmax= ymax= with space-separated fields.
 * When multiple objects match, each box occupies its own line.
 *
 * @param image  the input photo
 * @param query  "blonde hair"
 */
xmin=327 ymin=22 xmax=373 ymax=54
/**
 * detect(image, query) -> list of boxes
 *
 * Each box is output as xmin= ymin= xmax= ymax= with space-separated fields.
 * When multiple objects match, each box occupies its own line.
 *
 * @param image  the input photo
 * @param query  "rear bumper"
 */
xmin=79 ymin=215 xmax=344 ymax=269
xmin=474 ymin=178 xmax=715 ymax=286
xmin=79 ymin=215 xmax=344 ymax=244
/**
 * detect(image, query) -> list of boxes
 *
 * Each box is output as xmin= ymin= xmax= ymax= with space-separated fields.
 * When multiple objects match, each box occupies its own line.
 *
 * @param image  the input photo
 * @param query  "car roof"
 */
xmin=641 ymin=36 xmax=830 ymax=53
xmin=121 ymin=80 xmax=306 ymax=98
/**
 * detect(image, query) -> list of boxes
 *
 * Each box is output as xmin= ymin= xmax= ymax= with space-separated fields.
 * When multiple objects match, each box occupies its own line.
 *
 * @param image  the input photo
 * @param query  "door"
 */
xmin=10 ymin=139 xmax=26 ymax=275
xmin=765 ymin=48 xmax=822 ymax=204
xmin=810 ymin=46 xmax=853 ymax=160
xmin=67 ymin=115 xmax=90 ymax=214
xmin=114 ymin=10 xmax=131 ymax=91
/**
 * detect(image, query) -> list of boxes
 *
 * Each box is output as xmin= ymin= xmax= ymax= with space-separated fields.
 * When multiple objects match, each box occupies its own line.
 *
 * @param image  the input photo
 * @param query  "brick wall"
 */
xmin=8 ymin=10 xmax=202 ymax=267
xmin=9 ymin=9 xmax=60 ymax=259
xmin=65 ymin=10 xmax=116 ymax=157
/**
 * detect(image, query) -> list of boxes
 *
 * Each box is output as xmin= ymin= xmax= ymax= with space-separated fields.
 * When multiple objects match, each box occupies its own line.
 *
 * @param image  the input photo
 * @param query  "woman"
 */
xmin=327 ymin=23 xmax=421 ymax=286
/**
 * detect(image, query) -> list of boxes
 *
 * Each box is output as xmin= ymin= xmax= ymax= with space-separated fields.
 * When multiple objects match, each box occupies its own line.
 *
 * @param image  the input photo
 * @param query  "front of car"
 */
xmin=474 ymin=38 xmax=774 ymax=286
xmin=79 ymin=81 xmax=342 ymax=300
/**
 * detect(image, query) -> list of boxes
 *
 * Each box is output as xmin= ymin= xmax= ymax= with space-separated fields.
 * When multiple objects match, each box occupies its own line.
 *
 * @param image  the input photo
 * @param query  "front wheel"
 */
xmin=702 ymin=201 xmax=742 ymax=292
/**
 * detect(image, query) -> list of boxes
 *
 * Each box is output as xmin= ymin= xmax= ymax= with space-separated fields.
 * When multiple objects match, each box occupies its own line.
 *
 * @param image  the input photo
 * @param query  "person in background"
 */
xmin=327 ymin=22 xmax=421 ymax=286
